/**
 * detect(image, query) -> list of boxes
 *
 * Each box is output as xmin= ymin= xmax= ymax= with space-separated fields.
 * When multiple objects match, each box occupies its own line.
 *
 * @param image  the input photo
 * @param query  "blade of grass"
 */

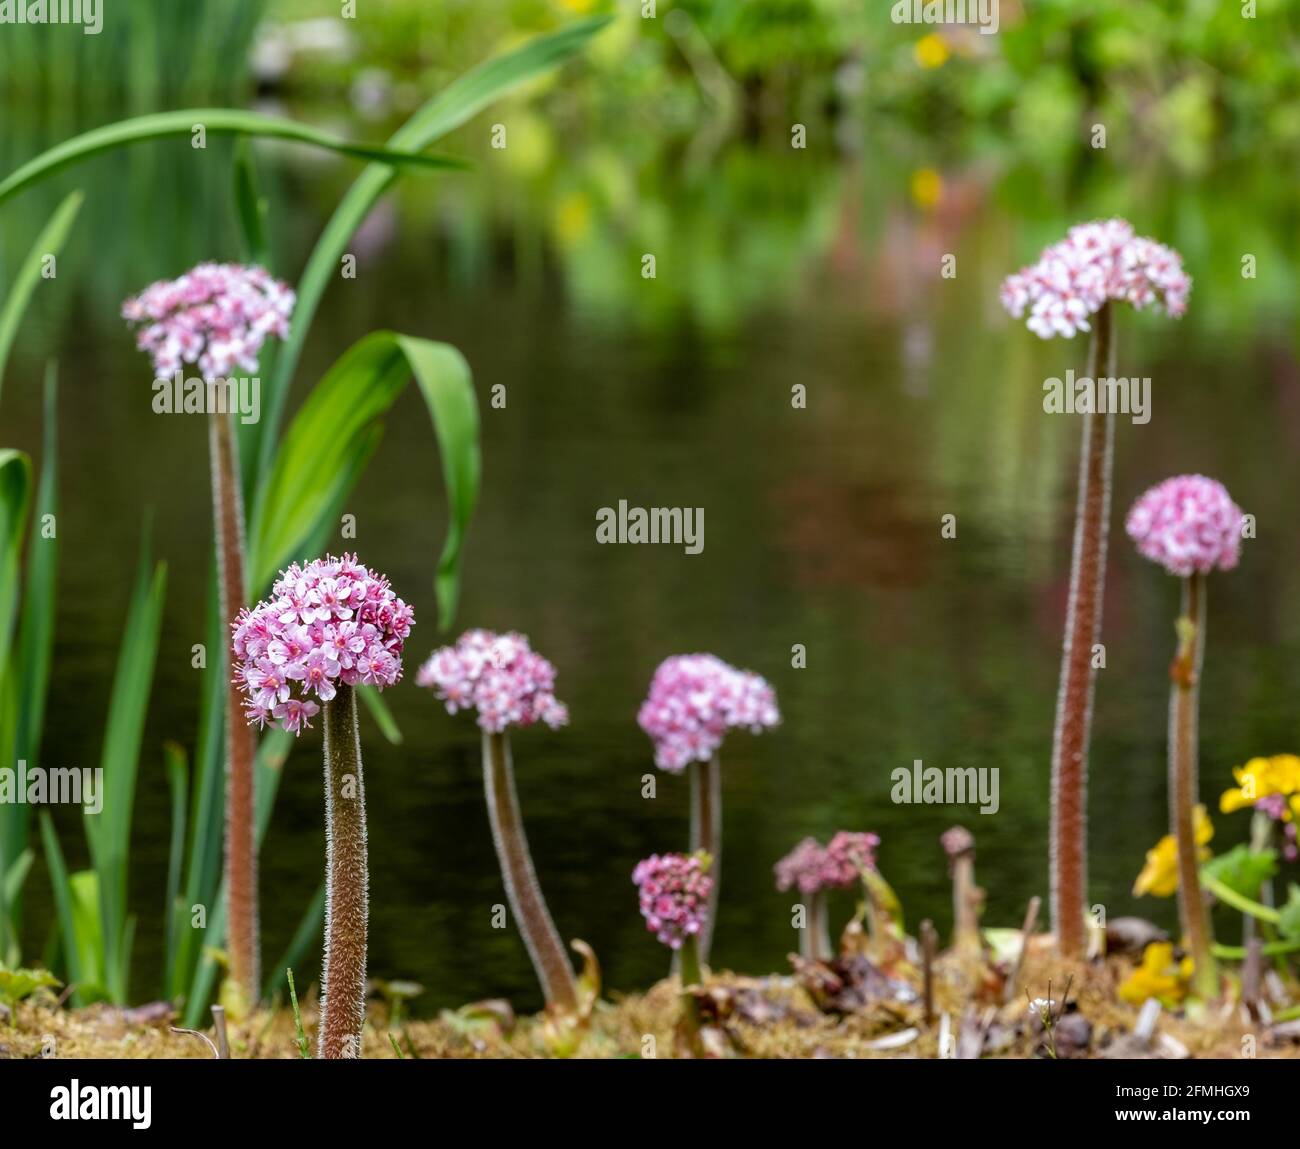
xmin=0 ymin=193 xmax=82 ymax=407
xmin=262 ymin=882 xmax=325 ymax=1002
xmin=358 ymin=684 xmax=402 ymax=746
xmin=38 ymin=813 xmax=83 ymax=1004
xmin=83 ymin=527 xmax=167 ymax=1003
xmin=0 ymin=110 xmax=468 ymax=207
xmin=162 ymin=741 xmax=188 ymax=1000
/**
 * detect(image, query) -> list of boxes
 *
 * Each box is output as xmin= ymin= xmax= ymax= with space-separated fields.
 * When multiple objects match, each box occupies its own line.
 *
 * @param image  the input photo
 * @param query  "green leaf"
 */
xmin=0 ymin=193 xmax=82 ymax=406
xmin=232 ymin=139 xmax=270 ymax=269
xmin=262 ymin=883 xmax=325 ymax=1003
xmin=358 ymin=684 xmax=403 ymax=746
xmin=84 ymin=527 xmax=167 ymax=1004
xmin=162 ymin=741 xmax=188 ymax=1000
xmin=38 ymin=813 xmax=83 ymax=1003
xmin=0 ymin=110 xmax=468 ymax=208
xmin=0 ymin=450 xmax=31 ymax=680
xmin=1278 ymin=884 xmax=1300 ymax=942
xmin=257 ymin=16 xmax=612 ymax=486
xmin=15 ymin=365 xmax=59 ymax=772
xmin=248 ymin=332 xmax=480 ymax=629
xmin=1202 ymin=843 xmax=1277 ymax=900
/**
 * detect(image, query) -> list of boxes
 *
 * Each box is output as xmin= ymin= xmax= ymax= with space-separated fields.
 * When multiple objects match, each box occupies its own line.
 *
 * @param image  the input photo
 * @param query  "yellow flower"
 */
xmin=558 ymin=0 xmax=597 ymax=12
xmin=913 ymin=34 xmax=950 ymax=70
xmin=1119 ymin=942 xmax=1194 ymax=1006
xmin=1132 ymin=805 xmax=1213 ymax=897
xmin=909 ymin=168 xmax=942 ymax=210
xmin=553 ymin=191 xmax=592 ymax=246
xmin=1219 ymin=754 xmax=1300 ymax=816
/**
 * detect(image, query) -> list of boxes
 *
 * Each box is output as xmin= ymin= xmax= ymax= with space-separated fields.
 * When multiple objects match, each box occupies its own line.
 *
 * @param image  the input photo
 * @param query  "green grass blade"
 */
xmin=358 ymin=684 xmax=402 ymax=746
xmin=162 ymin=741 xmax=188 ymax=1001
xmin=84 ymin=527 xmax=167 ymax=1004
xmin=0 ymin=450 xmax=31 ymax=684
xmin=15 ymin=364 xmax=59 ymax=775
xmin=38 ymin=813 xmax=83 ymax=1003
xmin=232 ymin=138 xmax=270 ymax=269
xmin=248 ymin=332 xmax=480 ymax=628
xmin=0 ymin=110 xmax=468 ymax=207
xmin=182 ymin=726 xmax=291 ymax=1026
xmin=0 ymin=193 xmax=82 ymax=407
xmin=257 ymin=16 xmax=612 ymax=483
xmin=262 ymin=882 xmax=325 ymax=1003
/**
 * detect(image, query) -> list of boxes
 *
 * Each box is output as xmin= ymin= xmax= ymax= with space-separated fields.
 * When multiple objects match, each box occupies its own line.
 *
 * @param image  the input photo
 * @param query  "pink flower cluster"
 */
xmin=637 ymin=654 xmax=780 ymax=773
xmin=1125 ymin=474 xmax=1244 ymax=577
xmin=774 ymin=832 xmax=880 ymax=894
xmin=232 ymin=554 xmax=413 ymax=735
xmin=1000 ymin=219 xmax=1190 ymax=339
xmin=1255 ymin=795 xmax=1299 ymax=862
xmin=632 ymin=852 xmax=713 ymax=950
xmin=122 ymin=262 xmax=295 ymax=378
xmin=417 ymin=630 xmax=569 ymax=734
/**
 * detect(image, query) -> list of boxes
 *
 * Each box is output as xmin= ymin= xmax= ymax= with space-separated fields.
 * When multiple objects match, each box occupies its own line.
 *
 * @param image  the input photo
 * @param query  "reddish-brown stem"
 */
xmin=209 ymin=412 xmax=259 ymax=1008
xmin=483 ymin=730 xmax=578 ymax=1013
xmin=319 ymin=683 xmax=368 ymax=1057
xmin=689 ymin=753 xmax=722 ymax=963
xmin=1169 ymin=572 xmax=1218 ymax=998
xmin=1049 ymin=302 xmax=1115 ymax=955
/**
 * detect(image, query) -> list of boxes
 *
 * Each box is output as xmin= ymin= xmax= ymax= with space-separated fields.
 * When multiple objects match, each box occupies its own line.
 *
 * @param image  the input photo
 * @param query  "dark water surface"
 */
xmin=5 ymin=119 xmax=1300 ymax=1013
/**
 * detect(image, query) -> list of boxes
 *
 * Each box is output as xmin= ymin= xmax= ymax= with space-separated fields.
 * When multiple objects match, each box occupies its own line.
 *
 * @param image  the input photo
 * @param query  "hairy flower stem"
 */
xmin=1050 ymin=301 xmax=1115 ymax=955
xmin=319 ymin=683 xmax=368 ymax=1057
xmin=209 ymin=411 xmax=259 ymax=1010
xmin=806 ymin=890 xmax=832 ymax=961
xmin=483 ymin=730 xmax=577 ymax=1012
xmin=1169 ymin=572 xmax=1218 ymax=999
xmin=689 ymin=754 xmax=722 ymax=963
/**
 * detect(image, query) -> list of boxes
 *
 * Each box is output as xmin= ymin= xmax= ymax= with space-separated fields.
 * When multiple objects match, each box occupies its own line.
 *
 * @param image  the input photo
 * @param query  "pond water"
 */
xmin=5 ymin=111 xmax=1299 ymax=1013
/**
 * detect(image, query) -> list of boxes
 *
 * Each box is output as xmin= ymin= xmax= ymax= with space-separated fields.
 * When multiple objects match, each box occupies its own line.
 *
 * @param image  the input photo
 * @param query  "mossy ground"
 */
xmin=3 ymin=947 xmax=1297 ymax=1059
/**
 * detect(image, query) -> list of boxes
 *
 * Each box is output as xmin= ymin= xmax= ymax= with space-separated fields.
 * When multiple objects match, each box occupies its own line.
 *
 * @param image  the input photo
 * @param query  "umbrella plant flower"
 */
xmin=638 ymin=654 xmax=779 ymax=963
xmin=633 ymin=851 xmax=714 ymax=987
xmin=774 ymin=831 xmax=880 ymax=960
xmin=1001 ymin=220 xmax=1191 ymax=956
xmin=1126 ymin=474 xmax=1245 ymax=998
xmin=232 ymin=554 xmax=413 ymax=1057
xmin=124 ymin=262 xmax=295 ymax=1013
xmin=417 ymin=630 xmax=576 ymax=1012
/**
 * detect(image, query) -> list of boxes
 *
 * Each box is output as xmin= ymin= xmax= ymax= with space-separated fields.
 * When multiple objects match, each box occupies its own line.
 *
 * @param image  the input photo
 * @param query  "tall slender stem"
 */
xmin=810 ymin=889 xmax=831 ymax=961
xmin=482 ymin=730 xmax=577 ymax=1012
xmin=209 ymin=411 xmax=259 ymax=1007
xmin=689 ymin=753 xmax=722 ymax=963
xmin=319 ymin=683 xmax=368 ymax=1057
xmin=1049 ymin=301 xmax=1115 ymax=955
xmin=1169 ymin=572 xmax=1218 ymax=998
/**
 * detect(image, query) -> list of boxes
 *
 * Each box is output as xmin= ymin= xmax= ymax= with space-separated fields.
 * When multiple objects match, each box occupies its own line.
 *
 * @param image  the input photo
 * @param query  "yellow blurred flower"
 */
xmin=553 ymin=191 xmax=593 ymax=246
xmin=1220 ymin=754 xmax=1300 ymax=816
xmin=913 ymin=34 xmax=950 ymax=70
xmin=558 ymin=0 xmax=598 ymax=12
xmin=1132 ymin=805 xmax=1213 ymax=897
xmin=909 ymin=168 xmax=942 ymax=210
xmin=1119 ymin=942 xmax=1194 ymax=1006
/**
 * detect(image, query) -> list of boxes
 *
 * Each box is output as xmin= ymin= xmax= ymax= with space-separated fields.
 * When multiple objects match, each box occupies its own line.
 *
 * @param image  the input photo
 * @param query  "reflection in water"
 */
xmin=4 ymin=118 xmax=1300 ymax=1012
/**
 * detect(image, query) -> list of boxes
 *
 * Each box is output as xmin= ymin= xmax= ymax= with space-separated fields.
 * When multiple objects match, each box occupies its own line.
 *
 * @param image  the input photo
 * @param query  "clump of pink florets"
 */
xmin=1000 ymin=219 xmax=1190 ymax=339
xmin=1125 ymin=474 xmax=1244 ymax=578
xmin=774 ymin=831 xmax=880 ymax=894
xmin=232 ymin=554 xmax=413 ymax=735
xmin=633 ymin=852 xmax=713 ymax=950
xmin=122 ymin=262 xmax=295 ymax=378
xmin=416 ymin=630 xmax=568 ymax=734
xmin=637 ymin=654 xmax=780 ymax=773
